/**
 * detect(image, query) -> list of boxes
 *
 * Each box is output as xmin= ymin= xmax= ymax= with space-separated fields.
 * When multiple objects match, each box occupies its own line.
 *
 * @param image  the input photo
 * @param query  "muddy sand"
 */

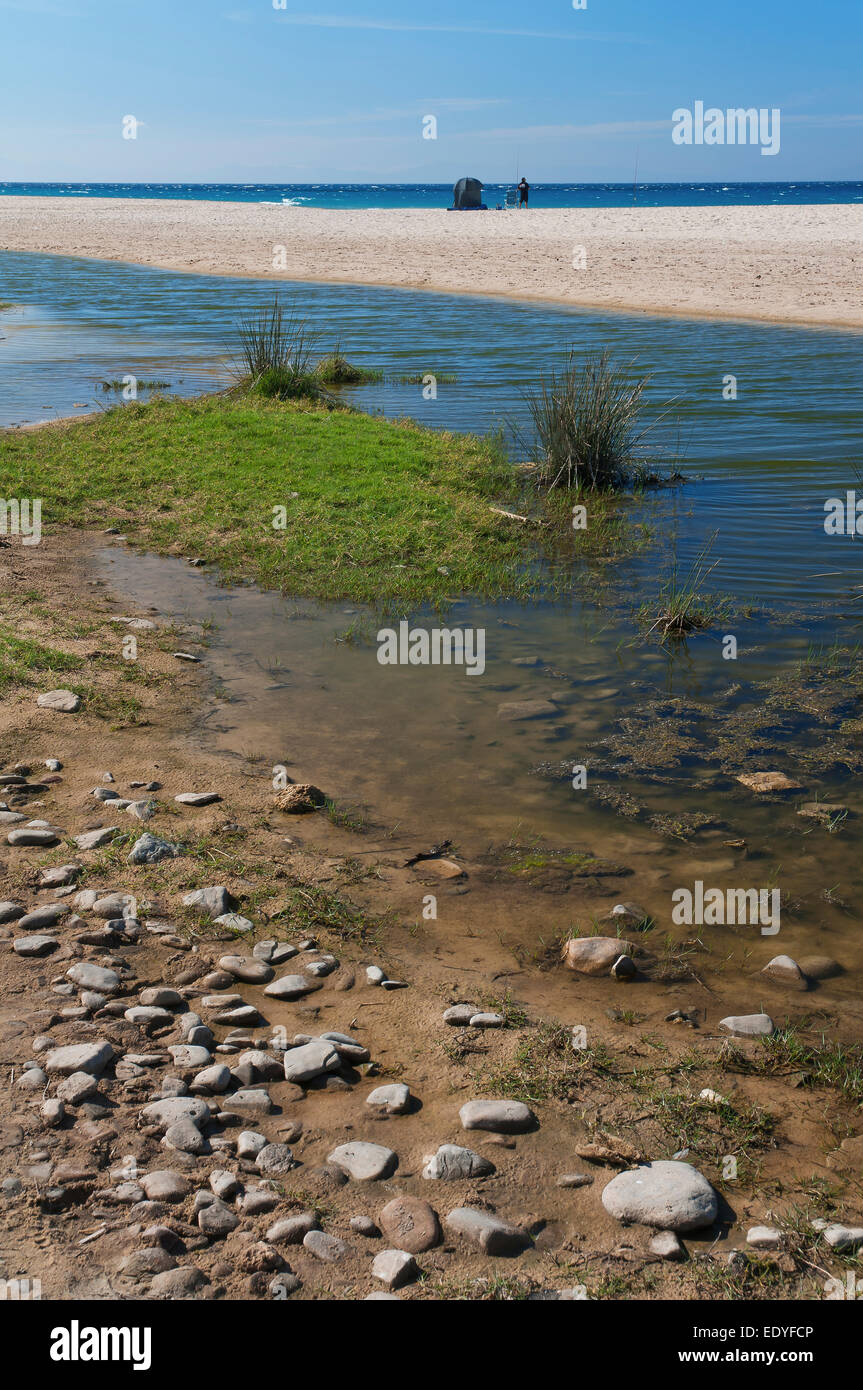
xmin=0 ymin=527 xmax=861 ymax=1302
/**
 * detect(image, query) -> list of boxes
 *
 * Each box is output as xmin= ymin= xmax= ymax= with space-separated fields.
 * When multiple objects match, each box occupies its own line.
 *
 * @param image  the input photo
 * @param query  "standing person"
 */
xmin=517 ymin=176 xmax=530 ymax=208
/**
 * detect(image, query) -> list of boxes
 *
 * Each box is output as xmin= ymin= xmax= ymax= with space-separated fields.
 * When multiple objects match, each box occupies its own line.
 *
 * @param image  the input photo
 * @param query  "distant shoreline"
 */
xmin=2 ymin=197 xmax=861 ymax=329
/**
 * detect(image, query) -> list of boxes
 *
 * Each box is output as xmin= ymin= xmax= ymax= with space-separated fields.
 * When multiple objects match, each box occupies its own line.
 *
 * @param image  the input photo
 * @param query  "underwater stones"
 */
xmin=761 ymin=955 xmax=808 ymax=989
xmin=797 ymin=801 xmax=848 ymax=823
xmin=602 ymin=1161 xmax=718 ymax=1233
xmin=798 ymin=955 xmax=843 ymax=981
xmin=562 ymin=936 xmax=634 ymax=976
xmin=736 ymin=771 xmax=802 ymax=793
xmin=496 ymin=699 xmax=558 ymax=721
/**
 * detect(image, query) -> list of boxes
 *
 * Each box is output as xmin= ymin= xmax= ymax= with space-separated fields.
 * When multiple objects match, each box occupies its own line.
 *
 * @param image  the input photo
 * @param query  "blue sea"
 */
xmin=1 ymin=181 xmax=861 ymax=209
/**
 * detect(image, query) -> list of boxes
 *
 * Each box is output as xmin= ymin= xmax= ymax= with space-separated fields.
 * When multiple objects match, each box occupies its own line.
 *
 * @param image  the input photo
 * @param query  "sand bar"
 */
xmin=1 ymin=196 xmax=861 ymax=328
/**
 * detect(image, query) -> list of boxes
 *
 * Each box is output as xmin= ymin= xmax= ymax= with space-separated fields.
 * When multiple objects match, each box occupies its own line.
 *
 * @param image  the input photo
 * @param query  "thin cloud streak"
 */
xmin=275 ymin=13 xmax=646 ymax=43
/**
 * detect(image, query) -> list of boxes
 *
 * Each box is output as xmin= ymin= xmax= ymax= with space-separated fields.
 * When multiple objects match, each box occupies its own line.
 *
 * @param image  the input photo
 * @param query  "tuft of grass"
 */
xmin=522 ymin=349 xmax=671 ymax=492
xmin=236 ymin=299 xmax=323 ymax=402
xmin=316 ymin=352 xmax=383 ymax=385
xmin=724 ymin=1028 xmax=863 ymax=1104
xmin=638 ymin=532 xmax=731 ymax=640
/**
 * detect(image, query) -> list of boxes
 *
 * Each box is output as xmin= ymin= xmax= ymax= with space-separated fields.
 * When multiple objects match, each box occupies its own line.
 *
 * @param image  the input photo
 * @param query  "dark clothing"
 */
xmin=518 ymin=180 xmax=530 ymax=206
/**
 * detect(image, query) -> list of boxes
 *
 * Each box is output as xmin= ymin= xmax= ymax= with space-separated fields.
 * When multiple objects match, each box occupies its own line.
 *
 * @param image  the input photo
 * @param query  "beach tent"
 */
xmin=449 ymin=177 xmax=487 ymax=211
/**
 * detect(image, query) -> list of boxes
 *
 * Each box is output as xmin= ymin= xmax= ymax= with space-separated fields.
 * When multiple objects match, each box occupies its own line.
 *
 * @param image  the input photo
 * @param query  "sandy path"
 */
xmin=1 ymin=197 xmax=861 ymax=328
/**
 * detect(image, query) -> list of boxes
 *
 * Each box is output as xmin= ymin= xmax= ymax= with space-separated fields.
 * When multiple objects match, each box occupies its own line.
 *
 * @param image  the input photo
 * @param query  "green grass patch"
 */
xmin=0 ymin=393 xmax=583 ymax=605
xmin=0 ymin=625 xmax=82 ymax=691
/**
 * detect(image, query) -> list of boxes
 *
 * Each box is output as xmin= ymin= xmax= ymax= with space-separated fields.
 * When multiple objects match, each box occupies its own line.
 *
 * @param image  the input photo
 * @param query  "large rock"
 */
xmin=601 ymin=1161 xmax=718 ymax=1232
xmin=459 ymin=1099 xmax=536 ymax=1133
xmin=66 ymin=962 xmax=121 ymax=994
xmin=44 ymin=1041 xmax=114 ymax=1076
xmin=283 ymin=1040 xmax=340 ymax=1084
xmin=444 ymin=1208 xmax=529 ymax=1255
xmin=378 ymin=1196 xmax=441 ymax=1253
xmin=264 ymin=974 xmax=320 ymax=999
xmin=328 ymin=1142 xmax=398 ymax=1181
xmin=563 ymin=936 xmax=634 ymax=975
xmin=17 ymin=903 xmax=67 ymax=931
xmin=219 ymin=955 xmax=273 ymax=984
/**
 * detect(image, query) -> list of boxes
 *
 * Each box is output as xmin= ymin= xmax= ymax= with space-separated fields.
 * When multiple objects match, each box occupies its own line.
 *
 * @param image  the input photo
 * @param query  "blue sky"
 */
xmin=1 ymin=0 xmax=861 ymax=182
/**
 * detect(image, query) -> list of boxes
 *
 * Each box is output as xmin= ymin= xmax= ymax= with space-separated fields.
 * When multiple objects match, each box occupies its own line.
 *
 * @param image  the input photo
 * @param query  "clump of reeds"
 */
xmin=237 ymin=299 xmax=321 ymax=401
xmin=523 ymin=349 xmax=665 ymax=491
xmin=639 ymin=532 xmax=726 ymax=639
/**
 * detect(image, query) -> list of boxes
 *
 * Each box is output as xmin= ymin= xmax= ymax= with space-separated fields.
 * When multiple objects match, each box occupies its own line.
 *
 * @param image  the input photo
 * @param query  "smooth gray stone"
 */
xmin=283 ymin=1040 xmax=340 ymax=1084
xmin=183 ymin=886 xmax=235 ymax=918
xmin=372 ymin=1249 xmax=418 ymax=1290
xmin=267 ymin=1212 xmax=319 ymax=1244
xmin=44 ymin=1041 xmax=114 ymax=1076
xmin=718 ymin=1013 xmax=775 ymax=1038
xmin=422 ymin=1144 xmax=496 ymax=1181
xmin=459 ymin=1099 xmax=536 ymax=1133
xmin=0 ymin=901 xmax=26 ymax=923
xmin=66 ymin=962 xmax=121 ymax=993
xmin=175 ymin=793 xmax=221 ymax=806
xmin=327 ymin=1142 xmax=398 ymax=1181
xmin=18 ymin=903 xmax=67 ymax=930
xmin=8 ymin=827 xmax=59 ymax=847
xmin=74 ymin=827 xmax=119 ymax=851
xmin=366 ymin=1083 xmax=411 ymax=1114
xmin=264 ymin=973 xmax=320 ymax=1000
xmin=444 ymin=1207 xmax=529 ymax=1255
xmin=140 ymin=1097 xmax=209 ymax=1132
xmin=302 ymin=1230 xmax=349 ymax=1263
xmin=198 ymin=1199 xmax=238 ymax=1236
xmin=14 ymin=935 xmax=58 ymax=957
xmin=602 ymin=1161 xmax=719 ymax=1233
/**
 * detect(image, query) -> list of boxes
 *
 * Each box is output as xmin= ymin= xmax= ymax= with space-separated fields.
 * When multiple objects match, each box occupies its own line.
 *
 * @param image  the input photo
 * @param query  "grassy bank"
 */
xmin=0 ymin=392 xmax=618 ymax=605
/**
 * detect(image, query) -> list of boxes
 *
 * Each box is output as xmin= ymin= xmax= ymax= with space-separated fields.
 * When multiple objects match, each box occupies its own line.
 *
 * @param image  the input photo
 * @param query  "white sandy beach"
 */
xmin=1 ymin=197 xmax=861 ymax=328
